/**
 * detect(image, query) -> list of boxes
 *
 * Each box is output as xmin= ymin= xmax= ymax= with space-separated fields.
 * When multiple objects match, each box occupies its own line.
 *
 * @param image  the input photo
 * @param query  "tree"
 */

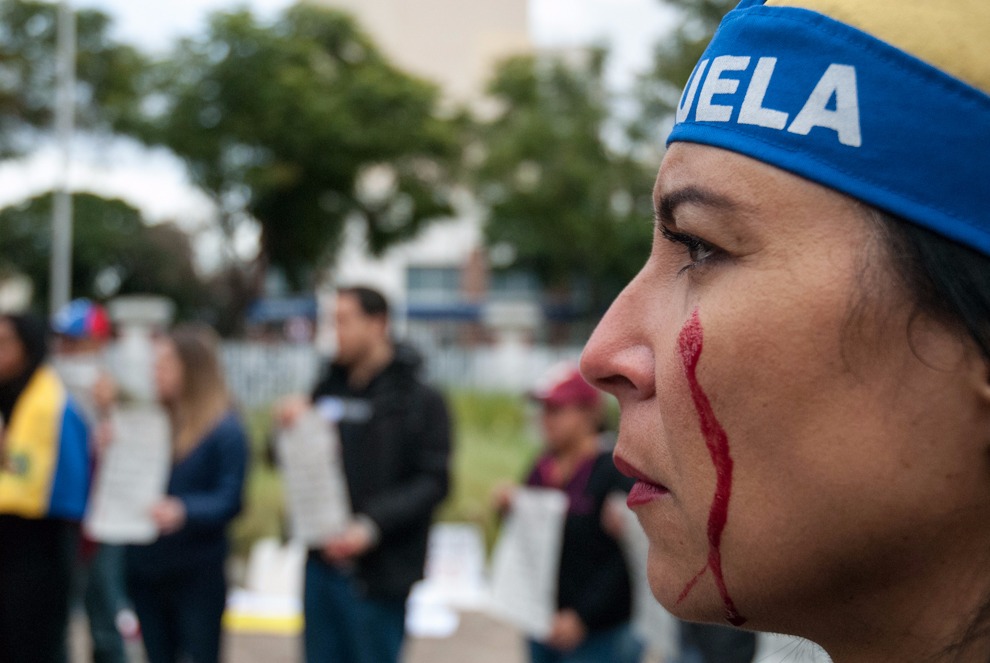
xmin=0 ymin=0 xmax=145 ymax=156
xmin=471 ymin=50 xmax=657 ymax=316
xmin=121 ymin=4 xmax=462 ymax=294
xmin=0 ymin=192 xmax=210 ymax=318
xmin=631 ymin=0 xmax=735 ymax=144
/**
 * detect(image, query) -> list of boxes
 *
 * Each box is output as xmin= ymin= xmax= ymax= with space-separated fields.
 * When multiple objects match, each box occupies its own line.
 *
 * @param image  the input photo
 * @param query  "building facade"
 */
xmin=308 ymin=0 xmax=530 ymax=104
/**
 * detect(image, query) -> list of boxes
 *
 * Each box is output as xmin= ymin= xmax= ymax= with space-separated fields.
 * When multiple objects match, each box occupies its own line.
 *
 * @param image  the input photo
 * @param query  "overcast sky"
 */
xmin=74 ymin=0 xmax=677 ymax=89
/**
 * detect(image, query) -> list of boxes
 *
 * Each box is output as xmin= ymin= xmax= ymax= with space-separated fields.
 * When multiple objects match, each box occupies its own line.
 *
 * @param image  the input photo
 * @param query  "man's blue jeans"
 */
xmin=528 ymin=622 xmax=644 ymax=663
xmin=303 ymin=556 xmax=406 ymax=663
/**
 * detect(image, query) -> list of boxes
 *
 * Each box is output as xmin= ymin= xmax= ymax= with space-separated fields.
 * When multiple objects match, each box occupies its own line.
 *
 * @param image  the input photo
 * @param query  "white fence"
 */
xmin=219 ymin=342 xmax=584 ymax=408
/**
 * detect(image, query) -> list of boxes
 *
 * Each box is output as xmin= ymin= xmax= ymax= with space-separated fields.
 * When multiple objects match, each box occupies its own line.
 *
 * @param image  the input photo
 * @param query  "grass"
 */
xmin=229 ymin=390 xmax=541 ymax=558
xmin=229 ymin=408 xmax=286 ymax=557
xmin=436 ymin=391 xmax=541 ymax=547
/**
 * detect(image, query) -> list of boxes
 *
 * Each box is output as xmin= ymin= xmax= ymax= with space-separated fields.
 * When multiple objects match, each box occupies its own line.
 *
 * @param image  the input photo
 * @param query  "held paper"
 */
xmin=487 ymin=487 xmax=568 ymax=639
xmin=277 ymin=410 xmax=351 ymax=546
xmin=84 ymin=406 xmax=171 ymax=544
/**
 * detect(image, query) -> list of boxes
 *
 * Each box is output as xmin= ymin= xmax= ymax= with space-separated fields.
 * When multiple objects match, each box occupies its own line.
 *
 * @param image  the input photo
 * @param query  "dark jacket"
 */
xmin=527 ymin=450 xmax=635 ymax=632
xmin=127 ymin=411 xmax=249 ymax=579
xmin=309 ymin=343 xmax=451 ymax=600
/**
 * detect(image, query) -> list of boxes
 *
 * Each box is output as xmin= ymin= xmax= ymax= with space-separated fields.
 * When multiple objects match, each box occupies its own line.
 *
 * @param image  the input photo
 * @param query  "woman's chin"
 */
xmin=647 ymin=554 xmax=744 ymax=625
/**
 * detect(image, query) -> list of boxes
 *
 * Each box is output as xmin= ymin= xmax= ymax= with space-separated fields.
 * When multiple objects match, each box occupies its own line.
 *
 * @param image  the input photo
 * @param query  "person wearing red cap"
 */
xmin=496 ymin=364 xmax=642 ymax=663
xmin=51 ymin=299 xmax=115 ymax=424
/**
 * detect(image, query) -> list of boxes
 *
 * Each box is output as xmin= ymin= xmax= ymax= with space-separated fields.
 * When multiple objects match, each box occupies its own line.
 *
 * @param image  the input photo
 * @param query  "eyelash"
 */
xmin=659 ymin=224 xmax=718 ymax=272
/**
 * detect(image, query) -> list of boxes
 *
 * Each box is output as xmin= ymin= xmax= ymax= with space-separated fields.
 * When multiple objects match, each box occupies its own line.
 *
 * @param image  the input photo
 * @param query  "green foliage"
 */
xmin=437 ymin=391 xmax=540 ymax=546
xmin=0 ymin=0 xmax=145 ymax=155
xmin=472 ymin=51 xmax=657 ymax=315
xmin=123 ymin=4 xmax=462 ymax=291
xmin=0 ymin=192 xmax=209 ymax=317
xmin=229 ymin=407 xmax=284 ymax=557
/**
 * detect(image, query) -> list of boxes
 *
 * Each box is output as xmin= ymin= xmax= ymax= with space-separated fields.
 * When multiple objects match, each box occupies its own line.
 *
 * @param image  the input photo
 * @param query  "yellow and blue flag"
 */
xmin=0 ymin=366 xmax=90 ymax=521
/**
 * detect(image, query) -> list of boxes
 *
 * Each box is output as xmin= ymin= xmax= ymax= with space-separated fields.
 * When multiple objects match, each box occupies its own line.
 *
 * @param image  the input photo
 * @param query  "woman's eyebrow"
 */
xmin=655 ymin=186 xmax=740 ymax=228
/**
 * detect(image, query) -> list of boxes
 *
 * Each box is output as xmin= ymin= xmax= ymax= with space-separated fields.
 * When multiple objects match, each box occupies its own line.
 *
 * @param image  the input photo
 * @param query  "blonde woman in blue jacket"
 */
xmin=125 ymin=325 xmax=248 ymax=663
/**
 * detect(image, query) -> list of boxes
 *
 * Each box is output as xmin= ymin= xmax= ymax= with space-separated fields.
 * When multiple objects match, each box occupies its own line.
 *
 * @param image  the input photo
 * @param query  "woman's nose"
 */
xmin=580 ymin=277 xmax=657 ymax=403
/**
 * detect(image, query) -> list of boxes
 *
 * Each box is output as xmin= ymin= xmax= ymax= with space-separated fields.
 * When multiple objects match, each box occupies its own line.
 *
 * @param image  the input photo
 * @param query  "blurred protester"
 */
xmin=495 ymin=365 xmax=642 ymax=663
xmin=52 ymin=298 xmax=135 ymax=663
xmin=51 ymin=298 xmax=115 ymax=422
xmin=0 ymin=313 xmax=90 ymax=663
xmin=125 ymin=324 xmax=248 ymax=663
xmin=276 ymin=286 xmax=451 ymax=663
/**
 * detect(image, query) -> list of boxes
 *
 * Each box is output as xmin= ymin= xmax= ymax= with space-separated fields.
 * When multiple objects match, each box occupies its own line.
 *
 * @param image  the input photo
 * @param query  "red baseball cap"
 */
xmin=530 ymin=363 xmax=602 ymax=409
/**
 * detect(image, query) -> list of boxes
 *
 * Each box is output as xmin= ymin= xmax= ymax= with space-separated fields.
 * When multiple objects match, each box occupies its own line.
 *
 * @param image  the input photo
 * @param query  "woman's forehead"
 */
xmin=654 ymin=143 xmax=844 ymax=214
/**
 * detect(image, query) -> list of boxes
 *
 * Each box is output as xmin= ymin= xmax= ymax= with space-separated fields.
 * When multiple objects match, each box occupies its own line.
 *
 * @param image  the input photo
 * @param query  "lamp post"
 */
xmin=50 ymin=0 xmax=75 ymax=316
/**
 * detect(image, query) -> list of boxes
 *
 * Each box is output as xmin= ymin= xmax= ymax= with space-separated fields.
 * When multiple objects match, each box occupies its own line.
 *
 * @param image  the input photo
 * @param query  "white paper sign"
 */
xmin=487 ymin=487 xmax=568 ymax=639
xmin=84 ymin=406 xmax=171 ymax=544
xmin=277 ymin=410 xmax=351 ymax=546
xmin=421 ymin=523 xmax=488 ymax=609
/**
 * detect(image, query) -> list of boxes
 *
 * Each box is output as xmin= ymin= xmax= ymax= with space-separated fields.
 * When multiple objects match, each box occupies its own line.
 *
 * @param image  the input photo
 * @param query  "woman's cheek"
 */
xmin=635 ymin=310 xmax=756 ymax=625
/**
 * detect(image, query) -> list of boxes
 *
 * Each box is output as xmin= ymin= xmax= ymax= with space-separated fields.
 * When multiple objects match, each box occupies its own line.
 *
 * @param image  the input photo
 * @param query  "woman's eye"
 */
xmin=659 ymin=224 xmax=719 ymax=272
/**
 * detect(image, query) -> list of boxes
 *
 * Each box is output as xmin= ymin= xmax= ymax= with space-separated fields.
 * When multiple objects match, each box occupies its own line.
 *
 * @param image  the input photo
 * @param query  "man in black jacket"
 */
xmin=278 ymin=286 xmax=451 ymax=663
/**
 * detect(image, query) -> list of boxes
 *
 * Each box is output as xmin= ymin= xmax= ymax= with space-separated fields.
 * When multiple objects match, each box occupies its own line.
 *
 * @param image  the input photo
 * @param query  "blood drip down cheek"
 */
xmin=675 ymin=308 xmax=747 ymax=627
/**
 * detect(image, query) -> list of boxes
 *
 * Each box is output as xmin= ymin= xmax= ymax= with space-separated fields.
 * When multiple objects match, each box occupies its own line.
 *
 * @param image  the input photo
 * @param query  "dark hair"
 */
xmin=5 ymin=314 xmax=49 ymax=370
xmin=0 ymin=313 xmax=49 ymax=423
xmin=875 ymin=212 xmax=990 ymax=661
xmin=876 ymin=210 xmax=990 ymax=361
xmin=338 ymin=286 xmax=389 ymax=320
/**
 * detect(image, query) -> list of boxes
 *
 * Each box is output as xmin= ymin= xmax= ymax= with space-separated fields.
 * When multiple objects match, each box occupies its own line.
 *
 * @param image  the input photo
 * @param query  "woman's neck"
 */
xmin=798 ymin=522 xmax=990 ymax=663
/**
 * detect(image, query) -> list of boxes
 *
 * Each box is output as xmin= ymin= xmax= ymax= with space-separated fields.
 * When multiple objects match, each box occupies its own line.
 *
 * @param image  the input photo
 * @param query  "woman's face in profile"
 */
xmin=154 ymin=339 xmax=184 ymax=404
xmin=581 ymin=143 xmax=990 ymax=634
xmin=0 ymin=320 xmax=26 ymax=384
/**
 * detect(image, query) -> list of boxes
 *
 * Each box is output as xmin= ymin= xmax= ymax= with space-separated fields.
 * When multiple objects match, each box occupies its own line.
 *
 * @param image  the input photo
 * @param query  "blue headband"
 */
xmin=667 ymin=0 xmax=990 ymax=256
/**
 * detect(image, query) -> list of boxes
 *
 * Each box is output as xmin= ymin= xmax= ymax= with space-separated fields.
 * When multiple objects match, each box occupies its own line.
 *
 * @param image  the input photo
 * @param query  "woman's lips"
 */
xmin=614 ymin=454 xmax=670 ymax=507
xmin=627 ymin=481 xmax=670 ymax=507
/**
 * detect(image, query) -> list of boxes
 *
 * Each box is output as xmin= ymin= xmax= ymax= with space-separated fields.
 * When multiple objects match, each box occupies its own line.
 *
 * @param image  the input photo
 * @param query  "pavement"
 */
xmin=71 ymin=612 xmax=831 ymax=663
xmin=71 ymin=610 xmax=528 ymax=663
xmin=225 ymin=611 xmax=527 ymax=663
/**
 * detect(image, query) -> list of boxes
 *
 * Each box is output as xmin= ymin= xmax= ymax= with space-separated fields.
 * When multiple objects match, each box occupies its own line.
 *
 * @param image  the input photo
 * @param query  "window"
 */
xmin=407 ymin=266 xmax=462 ymax=305
xmin=489 ymin=269 xmax=540 ymax=302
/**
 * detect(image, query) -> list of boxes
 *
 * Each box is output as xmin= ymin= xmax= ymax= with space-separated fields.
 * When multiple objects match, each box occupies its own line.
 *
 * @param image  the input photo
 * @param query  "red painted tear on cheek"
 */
xmin=675 ymin=308 xmax=747 ymax=627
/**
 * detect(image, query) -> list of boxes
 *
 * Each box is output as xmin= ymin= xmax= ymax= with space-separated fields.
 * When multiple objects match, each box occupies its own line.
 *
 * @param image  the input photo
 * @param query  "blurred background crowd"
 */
xmin=0 ymin=0 xmax=797 ymax=662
